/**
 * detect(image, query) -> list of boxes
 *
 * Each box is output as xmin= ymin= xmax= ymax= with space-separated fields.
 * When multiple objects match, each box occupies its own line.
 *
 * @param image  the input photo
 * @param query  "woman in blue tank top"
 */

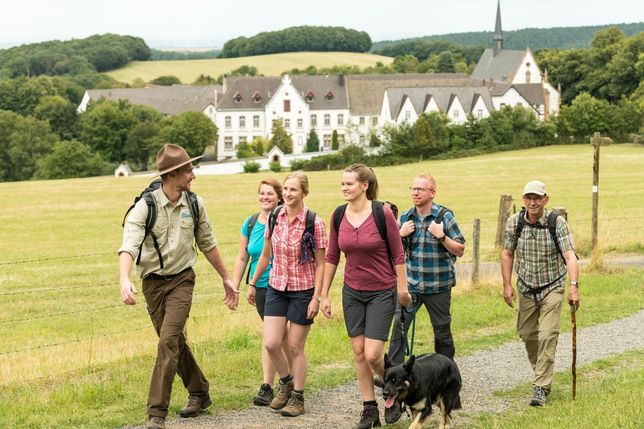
xmin=231 ymin=178 xmax=292 ymax=406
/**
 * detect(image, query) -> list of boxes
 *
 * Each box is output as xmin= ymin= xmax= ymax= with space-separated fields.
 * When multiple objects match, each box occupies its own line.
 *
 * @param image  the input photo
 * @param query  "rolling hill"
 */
xmin=105 ymin=51 xmax=393 ymax=84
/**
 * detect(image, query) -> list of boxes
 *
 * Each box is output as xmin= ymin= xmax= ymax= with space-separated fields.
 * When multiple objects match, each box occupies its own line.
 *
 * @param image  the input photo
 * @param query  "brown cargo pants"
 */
xmin=142 ymin=268 xmax=209 ymax=417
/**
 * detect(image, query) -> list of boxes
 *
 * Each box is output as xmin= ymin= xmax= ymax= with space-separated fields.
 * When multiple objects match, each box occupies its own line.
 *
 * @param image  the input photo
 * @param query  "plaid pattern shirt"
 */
xmin=503 ymin=209 xmax=575 ymax=301
xmin=401 ymin=204 xmax=465 ymax=295
xmin=267 ymin=206 xmax=328 ymax=292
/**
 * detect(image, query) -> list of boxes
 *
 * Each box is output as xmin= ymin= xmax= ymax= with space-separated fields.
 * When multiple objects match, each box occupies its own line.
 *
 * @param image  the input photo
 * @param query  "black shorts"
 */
xmin=255 ymin=287 xmax=267 ymax=320
xmin=342 ymin=285 xmax=396 ymax=340
xmin=264 ymin=286 xmax=314 ymax=326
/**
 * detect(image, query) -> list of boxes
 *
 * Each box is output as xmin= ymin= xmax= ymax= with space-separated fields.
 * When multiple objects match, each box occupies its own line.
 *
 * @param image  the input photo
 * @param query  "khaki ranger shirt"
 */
xmin=503 ymin=209 xmax=575 ymax=302
xmin=118 ymin=188 xmax=217 ymax=279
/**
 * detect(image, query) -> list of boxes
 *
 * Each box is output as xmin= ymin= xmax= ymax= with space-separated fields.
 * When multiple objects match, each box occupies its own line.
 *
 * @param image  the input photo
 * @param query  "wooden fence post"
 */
xmin=472 ymin=219 xmax=480 ymax=286
xmin=552 ymin=206 xmax=567 ymax=221
xmin=591 ymin=132 xmax=601 ymax=252
xmin=496 ymin=194 xmax=513 ymax=248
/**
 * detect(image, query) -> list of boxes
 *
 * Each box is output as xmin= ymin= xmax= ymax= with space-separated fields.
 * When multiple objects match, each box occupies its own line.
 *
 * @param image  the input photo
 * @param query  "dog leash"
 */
xmin=402 ymin=294 xmax=419 ymax=357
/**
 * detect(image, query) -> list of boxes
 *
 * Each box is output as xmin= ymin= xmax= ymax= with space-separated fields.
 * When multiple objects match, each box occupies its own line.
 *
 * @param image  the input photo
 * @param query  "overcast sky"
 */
xmin=1 ymin=0 xmax=642 ymax=48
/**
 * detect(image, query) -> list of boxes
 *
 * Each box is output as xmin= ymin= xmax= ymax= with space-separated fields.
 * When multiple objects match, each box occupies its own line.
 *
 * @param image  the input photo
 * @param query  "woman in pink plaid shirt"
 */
xmin=249 ymin=171 xmax=327 ymax=417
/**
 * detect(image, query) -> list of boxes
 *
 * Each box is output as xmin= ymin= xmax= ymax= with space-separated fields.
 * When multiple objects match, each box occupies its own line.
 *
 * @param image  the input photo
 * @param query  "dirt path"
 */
xmin=129 ymin=309 xmax=644 ymax=429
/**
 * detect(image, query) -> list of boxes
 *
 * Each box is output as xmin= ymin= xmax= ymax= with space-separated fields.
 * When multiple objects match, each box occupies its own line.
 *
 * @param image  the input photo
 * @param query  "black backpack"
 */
xmin=514 ymin=207 xmax=564 ymax=261
xmin=121 ymin=178 xmax=200 ymax=269
xmin=332 ymin=200 xmax=399 ymax=267
xmin=267 ymin=205 xmax=317 ymax=263
xmin=401 ymin=206 xmax=453 ymax=261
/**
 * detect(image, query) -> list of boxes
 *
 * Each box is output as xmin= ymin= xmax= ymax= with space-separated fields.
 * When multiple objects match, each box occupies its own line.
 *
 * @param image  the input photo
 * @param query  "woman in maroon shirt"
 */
xmin=321 ymin=164 xmax=411 ymax=429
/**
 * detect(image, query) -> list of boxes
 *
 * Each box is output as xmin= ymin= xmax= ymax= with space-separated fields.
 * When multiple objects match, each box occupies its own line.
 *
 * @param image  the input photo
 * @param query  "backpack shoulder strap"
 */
xmin=435 ymin=206 xmax=452 ymax=224
xmin=372 ymin=200 xmax=394 ymax=268
xmin=546 ymin=211 xmax=563 ymax=259
xmin=185 ymin=191 xmax=200 ymax=238
xmin=137 ymin=192 xmax=164 ymax=269
xmin=514 ymin=207 xmax=528 ymax=246
xmin=372 ymin=200 xmax=388 ymax=241
xmin=305 ymin=208 xmax=316 ymax=236
xmin=247 ymin=212 xmax=260 ymax=238
xmin=268 ymin=205 xmax=283 ymax=238
xmin=332 ymin=204 xmax=349 ymax=235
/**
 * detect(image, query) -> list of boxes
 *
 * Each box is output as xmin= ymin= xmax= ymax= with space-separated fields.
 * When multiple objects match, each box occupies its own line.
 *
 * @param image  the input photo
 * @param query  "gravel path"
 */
xmin=129 ymin=309 xmax=644 ymax=429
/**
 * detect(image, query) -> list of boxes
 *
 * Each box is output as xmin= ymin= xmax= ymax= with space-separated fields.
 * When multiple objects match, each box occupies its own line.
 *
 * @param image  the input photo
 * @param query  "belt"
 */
xmin=144 ymin=267 xmax=191 ymax=281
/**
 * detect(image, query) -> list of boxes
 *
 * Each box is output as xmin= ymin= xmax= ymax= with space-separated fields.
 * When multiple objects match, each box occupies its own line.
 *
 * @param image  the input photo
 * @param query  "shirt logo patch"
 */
xmin=181 ymin=210 xmax=192 ymax=218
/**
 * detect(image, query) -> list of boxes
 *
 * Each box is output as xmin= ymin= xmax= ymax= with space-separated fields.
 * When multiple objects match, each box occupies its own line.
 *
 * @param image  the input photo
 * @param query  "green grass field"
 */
xmin=0 ymin=144 xmax=642 ymax=427
xmin=104 ymin=51 xmax=394 ymax=84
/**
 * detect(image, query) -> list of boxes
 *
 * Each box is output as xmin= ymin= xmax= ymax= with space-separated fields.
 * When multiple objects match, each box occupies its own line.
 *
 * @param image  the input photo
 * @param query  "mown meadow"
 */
xmin=104 ymin=51 xmax=394 ymax=85
xmin=0 ymin=143 xmax=642 ymax=428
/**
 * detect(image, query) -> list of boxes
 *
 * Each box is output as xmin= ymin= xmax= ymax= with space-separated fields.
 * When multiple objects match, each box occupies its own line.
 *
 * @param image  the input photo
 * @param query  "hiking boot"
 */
xmin=179 ymin=393 xmax=212 ymax=417
xmin=280 ymin=391 xmax=305 ymax=417
xmin=384 ymin=400 xmax=403 ymax=424
xmin=529 ymin=386 xmax=547 ymax=407
xmin=353 ymin=404 xmax=381 ymax=429
xmin=146 ymin=416 xmax=165 ymax=429
xmin=253 ymin=383 xmax=274 ymax=406
xmin=373 ymin=374 xmax=384 ymax=389
xmin=270 ymin=380 xmax=294 ymax=410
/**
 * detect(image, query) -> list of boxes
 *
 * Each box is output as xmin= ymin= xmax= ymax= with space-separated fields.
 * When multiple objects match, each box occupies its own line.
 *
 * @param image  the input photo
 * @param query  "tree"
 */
xmin=236 ymin=141 xmax=259 ymax=159
xmin=35 ymin=140 xmax=111 ymax=179
xmin=80 ymin=100 xmax=136 ymax=163
xmin=436 ymin=51 xmax=456 ymax=73
xmin=251 ymin=137 xmax=270 ymax=156
xmin=0 ymin=110 xmax=57 ymax=181
xmin=33 ymin=95 xmax=78 ymax=140
xmin=270 ymin=119 xmax=292 ymax=154
xmin=160 ymin=111 xmax=218 ymax=157
xmin=331 ymin=130 xmax=339 ymax=150
xmin=305 ymin=129 xmax=320 ymax=152
xmin=558 ymin=93 xmax=613 ymax=139
xmin=124 ymin=122 xmax=161 ymax=170
xmin=149 ymin=75 xmax=182 ymax=86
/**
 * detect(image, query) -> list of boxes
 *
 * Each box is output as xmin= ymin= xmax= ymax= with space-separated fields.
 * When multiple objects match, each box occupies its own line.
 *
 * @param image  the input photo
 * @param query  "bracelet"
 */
xmin=248 ymin=283 xmax=256 ymax=287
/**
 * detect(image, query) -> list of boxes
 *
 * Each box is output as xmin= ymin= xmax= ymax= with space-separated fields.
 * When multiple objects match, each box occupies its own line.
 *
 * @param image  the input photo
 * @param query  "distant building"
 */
xmin=76 ymin=1 xmax=560 ymax=161
xmin=77 ymin=84 xmax=222 ymax=122
xmin=471 ymin=0 xmax=560 ymax=120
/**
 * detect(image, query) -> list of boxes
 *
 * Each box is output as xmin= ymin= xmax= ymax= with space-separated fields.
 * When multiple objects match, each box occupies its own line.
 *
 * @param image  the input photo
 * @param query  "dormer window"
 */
xmin=325 ymin=91 xmax=334 ymax=101
xmin=252 ymin=91 xmax=262 ymax=103
xmin=233 ymin=92 xmax=243 ymax=103
xmin=305 ymin=92 xmax=315 ymax=103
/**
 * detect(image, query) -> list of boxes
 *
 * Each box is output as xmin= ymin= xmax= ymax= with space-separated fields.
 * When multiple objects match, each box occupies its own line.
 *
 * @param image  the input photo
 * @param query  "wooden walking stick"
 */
xmin=570 ymin=304 xmax=577 ymax=400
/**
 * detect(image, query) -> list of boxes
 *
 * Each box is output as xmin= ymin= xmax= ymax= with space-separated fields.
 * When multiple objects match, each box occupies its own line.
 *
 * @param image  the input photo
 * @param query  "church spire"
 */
xmin=493 ymin=0 xmax=503 ymax=56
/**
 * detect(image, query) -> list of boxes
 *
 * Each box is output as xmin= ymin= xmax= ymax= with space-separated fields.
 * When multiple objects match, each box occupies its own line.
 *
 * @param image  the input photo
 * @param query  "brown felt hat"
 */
xmin=155 ymin=144 xmax=203 ymax=176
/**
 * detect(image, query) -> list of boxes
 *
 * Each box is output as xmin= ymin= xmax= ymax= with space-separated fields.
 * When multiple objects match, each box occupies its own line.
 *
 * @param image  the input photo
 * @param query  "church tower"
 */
xmin=493 ymin=0 xmax=503 ymax=56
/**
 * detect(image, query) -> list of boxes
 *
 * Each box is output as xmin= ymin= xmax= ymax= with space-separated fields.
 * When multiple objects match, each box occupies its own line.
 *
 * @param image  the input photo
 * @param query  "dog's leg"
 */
xmin=408 ymin=411 xmax=422 ymax=429
xmin=438 ymin=396 xmax=446 ymax=429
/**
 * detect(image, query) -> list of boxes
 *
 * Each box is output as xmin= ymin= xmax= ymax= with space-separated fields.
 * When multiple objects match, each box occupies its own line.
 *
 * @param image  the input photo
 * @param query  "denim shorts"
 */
xmin=342 ymin=285 xmax=396 ymax=340
xmin=264 ymin=286 xmax=314 ymax=325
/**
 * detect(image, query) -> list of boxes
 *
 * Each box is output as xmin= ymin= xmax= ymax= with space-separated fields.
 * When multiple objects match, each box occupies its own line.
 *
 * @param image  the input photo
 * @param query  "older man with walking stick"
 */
xmin=501 ymin=180 xmax=580 ymax=407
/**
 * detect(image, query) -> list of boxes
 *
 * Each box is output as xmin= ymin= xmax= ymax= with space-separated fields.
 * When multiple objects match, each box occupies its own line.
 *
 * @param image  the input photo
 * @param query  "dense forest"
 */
xmin=149 ymin=49 xmax=221 ymax=61
xmin=218 ymin=26 xmax=371 ymax=58
xmin=372 ymin=22 xmax=644 ymax=51
xmin=0 ymin=34 xmax=150 ymax=78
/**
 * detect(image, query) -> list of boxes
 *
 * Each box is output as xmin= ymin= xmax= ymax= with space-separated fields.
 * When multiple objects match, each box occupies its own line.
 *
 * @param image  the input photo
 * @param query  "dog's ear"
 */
xmin=384 ymin=353 xmax=392 ymax=370
xmin=403 ymin=354 xmax=416 ymax=374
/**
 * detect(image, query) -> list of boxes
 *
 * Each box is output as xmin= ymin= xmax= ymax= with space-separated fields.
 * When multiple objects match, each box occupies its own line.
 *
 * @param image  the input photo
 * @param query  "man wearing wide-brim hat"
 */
xmin=118 ymin=144 xmax=239 ymax=429
xmin=501 ymin=180 xmax=580 ymax=408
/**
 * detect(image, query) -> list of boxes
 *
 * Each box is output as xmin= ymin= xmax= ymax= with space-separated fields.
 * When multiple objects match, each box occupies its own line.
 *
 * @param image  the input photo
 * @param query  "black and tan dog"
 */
xmin=383 ymin=353 xmax=462 ymax=429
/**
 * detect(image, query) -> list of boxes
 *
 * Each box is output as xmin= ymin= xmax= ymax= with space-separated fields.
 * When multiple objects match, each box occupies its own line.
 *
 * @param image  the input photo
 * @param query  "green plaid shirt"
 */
xmin=503 ymin=209 xmax=575 ymax=301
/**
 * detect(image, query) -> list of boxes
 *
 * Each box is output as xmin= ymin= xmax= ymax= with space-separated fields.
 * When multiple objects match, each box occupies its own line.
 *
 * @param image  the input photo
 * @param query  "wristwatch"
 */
xmin=313 ymin=295 xmax=321 ymax=302
xmin=437 ymin=234 xmax=446 ymax=243
xmin=570 ymin=281 xmax=579 ymax=288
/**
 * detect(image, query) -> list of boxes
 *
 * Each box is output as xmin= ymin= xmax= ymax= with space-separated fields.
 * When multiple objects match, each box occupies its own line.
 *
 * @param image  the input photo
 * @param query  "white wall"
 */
xmin=511 ymin=51 xmax=543 ymax=84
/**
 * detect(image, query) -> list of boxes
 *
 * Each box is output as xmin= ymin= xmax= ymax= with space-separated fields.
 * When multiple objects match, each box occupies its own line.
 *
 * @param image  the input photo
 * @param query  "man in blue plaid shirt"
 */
xmin=384 ymin=174 xmax=465 ymax=423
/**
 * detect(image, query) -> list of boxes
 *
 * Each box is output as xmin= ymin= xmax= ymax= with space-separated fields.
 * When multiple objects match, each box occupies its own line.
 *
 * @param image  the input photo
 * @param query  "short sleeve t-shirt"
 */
xmin=241 ymin=215 xmax=271 ymax=288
